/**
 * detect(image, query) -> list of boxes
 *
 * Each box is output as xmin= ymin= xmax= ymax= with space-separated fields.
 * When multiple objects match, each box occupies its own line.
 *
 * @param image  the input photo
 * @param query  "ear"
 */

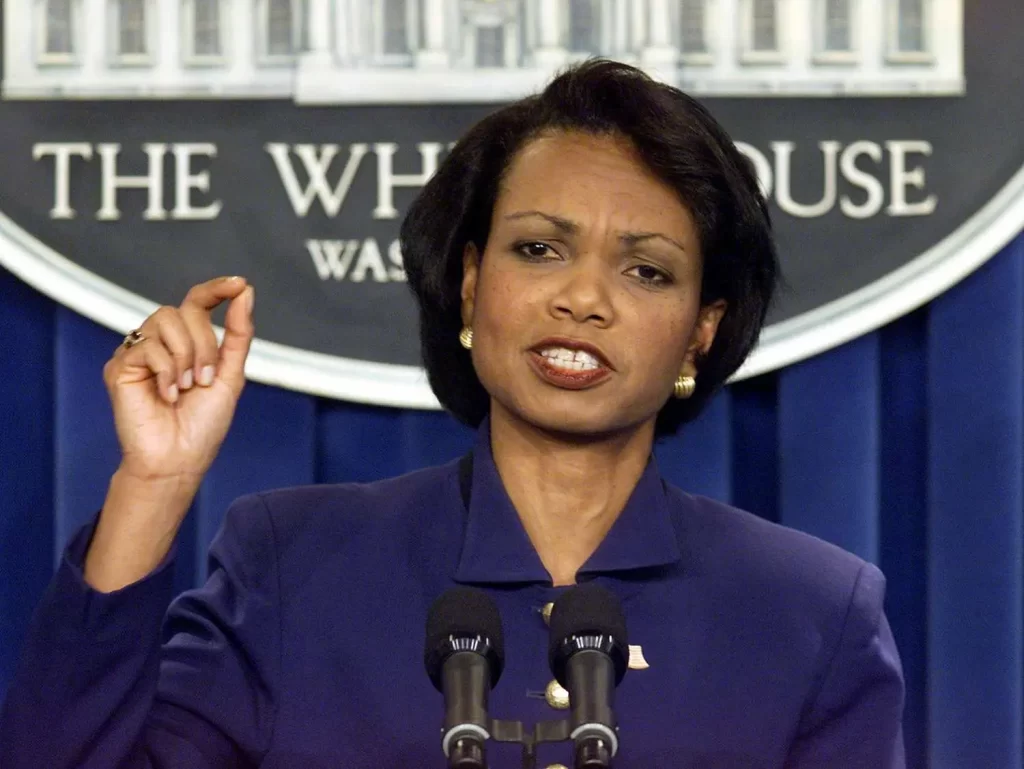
xmin=460 ymin=242 xmax=481 ymax=326
xmin=682 ymin=299 xmax=727 ymax=376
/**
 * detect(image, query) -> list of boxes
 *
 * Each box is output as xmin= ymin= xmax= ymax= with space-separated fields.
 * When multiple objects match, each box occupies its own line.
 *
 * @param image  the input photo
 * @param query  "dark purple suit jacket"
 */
xmin=0 ymin=424 xmax=904 ymax=768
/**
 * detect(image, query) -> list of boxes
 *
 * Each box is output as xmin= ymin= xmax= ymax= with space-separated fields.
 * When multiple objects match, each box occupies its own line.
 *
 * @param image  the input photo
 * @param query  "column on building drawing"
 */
xmin=629 ymin=0 xmax=646 ymax=57
xmin=532 ymin=0 xmax=567 ymax=68
xmin=786 ymin=0 xmax=812 ymax=70
xmin=457 ymin=4 xmax=475 ymax=68
xmin=231 ymin=0 xmax=256 ymax=88
xmin=305 ymin=0 xmax=331 ymax=60
xmin=82 ymin=0 xmax=104 ymax=78
xmin=331 ymin=0 xmax=349 ymax=64
xmin=939 ymin=0 xmax=965 ymax=91
xmin=858 ymin=0 xmax=884 ymax=73
xmin=711 ymin=0 xmax=739 ymax=72
xmin=502 ymin=10 xmax=519 ymax=68
xmin=154 ymin=0 xmax=180 ymax=81
xmin=347 ymin=1 xmax=370 ymax=66
xmin=416 ymin=0 xmax=448 ymax=68
xmin=641 ymin=0 xmax=677 ymax=73
xmin=5 ymin=0 xmax=23 ymax=87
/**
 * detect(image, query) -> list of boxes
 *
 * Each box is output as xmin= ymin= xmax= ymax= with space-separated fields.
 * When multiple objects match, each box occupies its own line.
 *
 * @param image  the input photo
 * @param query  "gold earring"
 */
xmin=459 ymin=326 xmax=474 ymax=350
xmin=674 ymin=375 xmax=696 ymax=399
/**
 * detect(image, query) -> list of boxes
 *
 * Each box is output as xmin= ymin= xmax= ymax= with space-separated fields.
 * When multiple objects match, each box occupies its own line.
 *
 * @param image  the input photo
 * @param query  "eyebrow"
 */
xmin=504 ymin=210 xmax=687 ymax=255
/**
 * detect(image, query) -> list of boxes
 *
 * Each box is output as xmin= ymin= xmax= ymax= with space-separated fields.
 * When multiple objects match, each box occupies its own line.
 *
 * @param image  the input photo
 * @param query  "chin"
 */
xmin=509 ymin=397 xmax=652 ymax=442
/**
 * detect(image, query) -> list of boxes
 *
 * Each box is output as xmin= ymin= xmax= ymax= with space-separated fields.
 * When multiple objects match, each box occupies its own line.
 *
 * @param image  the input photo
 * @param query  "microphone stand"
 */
xmin=490 ymin=717 xmax=572 ymax=769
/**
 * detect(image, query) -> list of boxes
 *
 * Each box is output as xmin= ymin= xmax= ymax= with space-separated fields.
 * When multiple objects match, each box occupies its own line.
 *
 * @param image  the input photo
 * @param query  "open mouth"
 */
xmin=529 ymin=341 xmax=613 ymax=390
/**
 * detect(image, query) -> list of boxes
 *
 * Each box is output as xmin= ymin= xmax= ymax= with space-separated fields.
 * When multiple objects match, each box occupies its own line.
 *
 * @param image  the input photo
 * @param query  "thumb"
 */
xmin=218 ymin=285 xmax=255 ymax=391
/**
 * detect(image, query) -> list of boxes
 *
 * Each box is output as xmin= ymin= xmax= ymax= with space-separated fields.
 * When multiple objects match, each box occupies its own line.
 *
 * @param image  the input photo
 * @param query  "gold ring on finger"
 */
xmin=122 ymin=329 xmax=147 ymax=350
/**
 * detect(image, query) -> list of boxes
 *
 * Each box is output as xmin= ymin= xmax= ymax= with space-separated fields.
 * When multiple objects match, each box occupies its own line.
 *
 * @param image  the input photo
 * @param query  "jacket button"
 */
xmin=544 ymin=679 xmax=570 ymax=710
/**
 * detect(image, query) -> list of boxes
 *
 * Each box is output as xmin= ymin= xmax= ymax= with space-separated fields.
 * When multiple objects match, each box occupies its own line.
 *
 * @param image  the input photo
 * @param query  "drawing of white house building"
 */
xmin=2 ymin=0 xmax=964 ymax=101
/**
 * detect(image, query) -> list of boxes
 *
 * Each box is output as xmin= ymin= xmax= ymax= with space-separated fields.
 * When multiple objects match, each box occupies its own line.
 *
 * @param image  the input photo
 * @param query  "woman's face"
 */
xmin=461 ymin=130 xmax=725 ymax=439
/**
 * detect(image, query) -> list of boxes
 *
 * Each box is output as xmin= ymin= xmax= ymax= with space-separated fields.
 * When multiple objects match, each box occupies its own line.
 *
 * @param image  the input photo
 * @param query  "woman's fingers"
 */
xmin=180 ymin=276 xmax=248 ymax=314
xmin=107 ymin=331 xmax=180 ymax=403
xmin=151 ymin=306 xmax=196 ymax=391
xmin=217 ymin=285 xmax=255 ymax=393
xmin=178 ymin=303 xmax=224 ymax=390
xmin=179 ymin=276 xmax=253 ymax=393
xmin=106 ymin=276 xmax=252 ymax=400
xmin=111 ymin=306 xmax=196 ymax=396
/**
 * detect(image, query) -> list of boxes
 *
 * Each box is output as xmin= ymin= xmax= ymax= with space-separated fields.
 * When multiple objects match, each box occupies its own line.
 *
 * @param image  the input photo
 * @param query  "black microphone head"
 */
xmin=424 ymin=587 xmax=505 ymax=692
xmin=548 ymin=582 xmax=629 ymax=687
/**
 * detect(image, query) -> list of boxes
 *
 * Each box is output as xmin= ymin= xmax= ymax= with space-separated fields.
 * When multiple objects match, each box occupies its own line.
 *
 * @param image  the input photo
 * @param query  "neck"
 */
xmin=488 ymin=407 xmax=655 ymax=587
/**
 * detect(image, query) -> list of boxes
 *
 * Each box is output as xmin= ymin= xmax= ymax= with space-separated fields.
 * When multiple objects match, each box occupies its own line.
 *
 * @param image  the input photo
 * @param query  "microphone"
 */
xmin=424 ymin=587 xmax=505 ymax=769
xmin=548 ymin=583 xmax=630 ymax=769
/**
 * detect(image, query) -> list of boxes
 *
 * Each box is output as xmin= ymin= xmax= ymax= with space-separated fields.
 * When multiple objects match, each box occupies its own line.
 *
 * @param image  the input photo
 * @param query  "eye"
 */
xmin=515 ymin=241 xmax=557 ymax=260
xmin=626 ymin=264 xmax=671 ymax=286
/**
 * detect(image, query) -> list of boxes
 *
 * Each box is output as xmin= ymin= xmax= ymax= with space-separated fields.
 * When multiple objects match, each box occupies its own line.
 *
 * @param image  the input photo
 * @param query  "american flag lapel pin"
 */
xmin=628 ymin=644 xmax=650 ymax=670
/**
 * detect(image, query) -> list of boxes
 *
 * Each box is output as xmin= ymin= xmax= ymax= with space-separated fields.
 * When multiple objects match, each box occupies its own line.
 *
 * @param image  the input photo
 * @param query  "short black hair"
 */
xmin=401 ymin=59 xmax=778 ymax=435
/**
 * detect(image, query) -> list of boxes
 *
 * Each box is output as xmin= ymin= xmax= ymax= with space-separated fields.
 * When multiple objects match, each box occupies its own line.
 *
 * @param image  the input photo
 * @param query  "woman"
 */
xmin=0 ymin=61 xmax=904 ymax=768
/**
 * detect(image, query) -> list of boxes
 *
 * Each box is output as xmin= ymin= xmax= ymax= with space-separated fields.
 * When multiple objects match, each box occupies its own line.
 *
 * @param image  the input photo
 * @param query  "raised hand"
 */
xmin=85 ymin=276 xmax=255 ymax=592
xmin=105 ymin=276 xmax=255 ymax=484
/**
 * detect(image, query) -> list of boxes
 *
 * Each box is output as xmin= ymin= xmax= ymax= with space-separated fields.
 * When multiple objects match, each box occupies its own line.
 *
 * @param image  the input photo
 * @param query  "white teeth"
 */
xmin=539 ymin=347 xmax=602 ymax=371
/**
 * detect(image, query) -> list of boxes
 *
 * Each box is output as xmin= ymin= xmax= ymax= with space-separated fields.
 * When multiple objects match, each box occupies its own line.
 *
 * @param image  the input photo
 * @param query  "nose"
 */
xmin=549 ymin=258 xmax=614 ymax=327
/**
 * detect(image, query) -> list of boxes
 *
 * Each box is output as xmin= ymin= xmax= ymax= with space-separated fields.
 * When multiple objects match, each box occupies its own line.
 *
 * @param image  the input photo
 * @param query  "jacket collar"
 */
xmin=452 ymin=419 xmax=682 ymax=585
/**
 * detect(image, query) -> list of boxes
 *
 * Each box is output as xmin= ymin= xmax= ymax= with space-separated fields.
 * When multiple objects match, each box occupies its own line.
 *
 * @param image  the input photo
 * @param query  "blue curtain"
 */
xmin=2 ymin=231 xmax=1022 ymax=769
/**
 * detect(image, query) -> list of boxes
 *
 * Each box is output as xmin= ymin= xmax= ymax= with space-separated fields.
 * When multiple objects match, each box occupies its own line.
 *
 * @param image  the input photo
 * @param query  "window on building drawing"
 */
xmin=680 ymin=0 xmax=707 ymax=53
xmin=117 ymin=0 xmax=147 ymax=55
xmin=45 ymin=0 xmax=75 ymax=55
xmin=569 ymin=0 xmax=600 ymax=53
xmin=192 ymin=0 xmax=221 ymax=56
xmin=751 ymin=0 xmax=778 ymax=51
xmin=476 ymin=25 xmax=504 ymax=67
xmin=823 ymin=0 xmax=851 ymax=51
xmin=383 ymin=0 xmax=410 ymax=55
xmin=267 ymin=0 xmax=296 ymax=55
xmin=896 ymin=0 xmax=926 ymax=52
